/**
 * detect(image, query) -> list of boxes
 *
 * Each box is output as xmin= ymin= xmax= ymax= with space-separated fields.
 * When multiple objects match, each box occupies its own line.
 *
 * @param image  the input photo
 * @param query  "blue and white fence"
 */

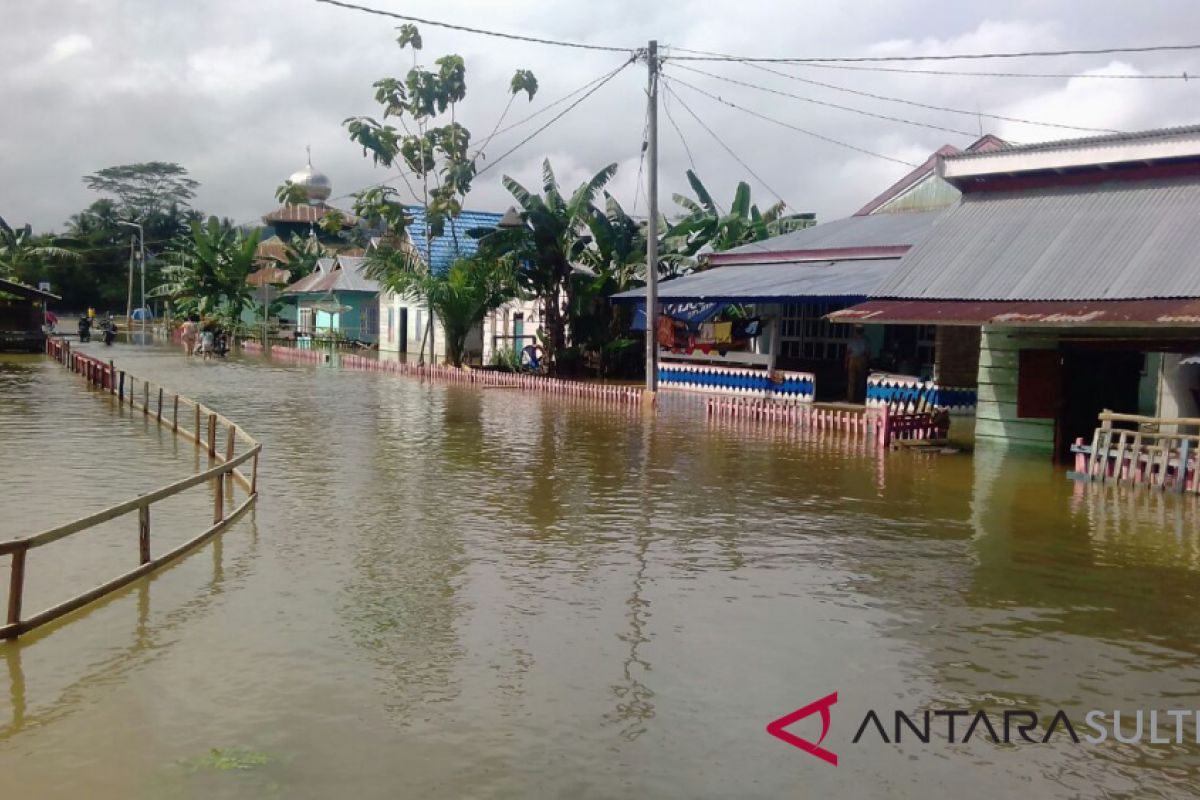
xmin=866 ymin=372 xmax=976 ymax=415
xmin=658 ymin=362 xmax=815 ymax=402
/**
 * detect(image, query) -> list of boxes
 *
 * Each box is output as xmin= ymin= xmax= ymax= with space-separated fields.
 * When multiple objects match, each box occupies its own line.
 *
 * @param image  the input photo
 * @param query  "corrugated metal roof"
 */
xmin=262 ymin=202 xmax=356 ymax=226
xmin=950 ymin=124 xmax=1200 ymax=160
xmin=874 ymin=175 xmax=1200 ymax=301
xmin=285 ymin=256 xmax=379 ymax=295
xmin=714 ymin=209 xmax=942 ymax=258
xmin=830 ymin=298 xmax=1200 ymax=327
xmin=612 ymin=259 xmax=899 ymax=304
xmin=404 ymin=206 xmax=502 ymax=274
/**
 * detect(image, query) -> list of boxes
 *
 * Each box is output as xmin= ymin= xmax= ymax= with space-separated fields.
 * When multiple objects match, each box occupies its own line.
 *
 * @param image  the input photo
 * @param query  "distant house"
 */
xmin=0 ymin=278 xmax=57 ymax=353
xmin=377 ymin=206 xmax=542 ymax=364
xmin=831 ymin=125 xmax=1200 ymax=458
xmin=613 ymin=135 xmax=1002 ymax=401
xmin=284 ymin=255 xmax=380 ymax=344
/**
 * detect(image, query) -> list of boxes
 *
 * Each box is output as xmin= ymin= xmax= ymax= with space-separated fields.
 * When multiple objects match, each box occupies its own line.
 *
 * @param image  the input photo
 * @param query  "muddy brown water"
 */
xmin=2 ymin=341 xmax=1199 ymax=799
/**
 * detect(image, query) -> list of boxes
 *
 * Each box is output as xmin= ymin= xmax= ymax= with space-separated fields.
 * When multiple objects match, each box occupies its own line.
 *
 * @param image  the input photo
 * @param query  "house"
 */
xmin=0 ymin=278 xmax=58 ymax=353
xmin=612 ymin=136 xmax=1002 ymax=402
xmin=284 ymin=255 xmax=380 ymax=344
xmin=377 ymin=206 xmax=543 ymax=364
xmin=830 ymin=125 xmax=1200 ymax=459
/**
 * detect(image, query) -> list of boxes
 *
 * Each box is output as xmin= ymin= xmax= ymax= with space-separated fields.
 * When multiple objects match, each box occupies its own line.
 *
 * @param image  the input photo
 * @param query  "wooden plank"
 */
xmin=0 ymin=495 xmax=256 ymax=640
xmin=1177 ymin=439 xmax=1190 ymax=494
xmin=225 ymin=425 xmax=235 ymax=463
xmin=6 ymin=545 xmax=27 ymax=627
xmin=207 ymin=413 xmax=217 ymax=457
xmin=1085 ymin=427 xmax=1102 ymax=482
xmin=139 ymin=506 xmax=150 ymax=564
xmin=0 ymin=446 xmax=260 ymax=554
xmin=213 ymin=471 xmax=225 ymax=524
xmin=1111 ymin=431 xmax=1129 ymax=485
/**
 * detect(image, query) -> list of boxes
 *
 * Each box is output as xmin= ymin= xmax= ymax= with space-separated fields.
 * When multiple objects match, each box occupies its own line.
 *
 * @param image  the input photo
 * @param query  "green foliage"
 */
xmin=663 ymin=170 xmax=816 ymax=269
xmin=274 ymin=180 xmax=310 ymax=207
xmin=82 ymin=162 xmax=199 ymax=220
xmin=489 ymin=345 xmax=523 ymax=371
xmin=365 ymin=247 xmax=516 ymax=366
xmin=154 ymin=216 xmax=261 ymax=322
xmin=0 ymin=214 xmax=79 ymax=282
xmin=281 ymin=233 xmax=324 ymax=283
xmin=180 ymin=747 xmax=272 ymax=773
xmin=510 ymin=69 xmax=538 ymax=100
xmin=478 ymin=159 xmax=618 ymax=371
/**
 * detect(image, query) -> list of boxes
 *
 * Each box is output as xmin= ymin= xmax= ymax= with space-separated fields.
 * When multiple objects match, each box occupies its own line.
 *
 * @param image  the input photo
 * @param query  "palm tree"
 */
xmin=365 ymin=246 xmax=516 ymax=366
xmin=664 ymin=171 xmax=815 ymax=270
xmin=484 ymin=159 xmax=618 ymax=369
xmin=0 ymin=215 xmax=79 ymax=281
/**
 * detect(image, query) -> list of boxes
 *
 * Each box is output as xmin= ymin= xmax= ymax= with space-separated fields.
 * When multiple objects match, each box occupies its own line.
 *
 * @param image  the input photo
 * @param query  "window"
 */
xmin=298 ymin=308 xmax=315 ymax=335
xmin=363 ymin=306 xmax=379 ymax=336
xmin=779 ymin=302 xmax=852 ymax=362
xmin=414 ymin=309 xmax=423 ymax=346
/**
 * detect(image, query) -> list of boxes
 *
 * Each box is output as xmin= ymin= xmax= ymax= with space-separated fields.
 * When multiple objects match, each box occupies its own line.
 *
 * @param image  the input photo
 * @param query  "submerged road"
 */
xmin=2 ymin=341 xmax=1199 ymax=799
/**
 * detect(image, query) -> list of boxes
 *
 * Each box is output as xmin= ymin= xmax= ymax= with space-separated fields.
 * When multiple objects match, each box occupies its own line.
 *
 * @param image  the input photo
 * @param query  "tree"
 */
xmin=664 ymin=170 xmax=815 ymax=270
xmin=0 ymin=215 xmax=79 ymax=283
xmin=280 ymin=233 xmax=325 ymax=283
xmin=154 ymin=217 xmax=260 ymax=324
xmin=483 ymin=159 xmax=618 ymax=371
xmin=365 ymin=246 xmax=515 ymax=366
xmin=342 ymin=24 xmax=535 ymax=362
xmin=83 ymin=162 xmax=200 ymax=221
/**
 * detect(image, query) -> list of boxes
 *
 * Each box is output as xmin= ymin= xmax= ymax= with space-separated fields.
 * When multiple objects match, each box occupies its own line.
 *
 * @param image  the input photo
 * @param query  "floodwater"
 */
xmin=2 ymin=341 xmax=1200 ymax=799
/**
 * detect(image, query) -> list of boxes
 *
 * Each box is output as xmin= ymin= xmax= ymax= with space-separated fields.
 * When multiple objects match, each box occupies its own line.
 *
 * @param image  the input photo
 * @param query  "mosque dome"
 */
xmin=288 ymin=148 xmax=332 ymax=204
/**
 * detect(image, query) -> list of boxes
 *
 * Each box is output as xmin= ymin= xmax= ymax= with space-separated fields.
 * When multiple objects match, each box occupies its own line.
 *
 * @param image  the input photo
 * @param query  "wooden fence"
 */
xmin=704 ymin=397 xmax=950 ymax=449
xmin=1070 ymin=410 xmax=1200 ymax=492
xmin=248 ymin=341 xmax=645 ymax=408
xmin=0 ymin=339 xmax=262 ymax=640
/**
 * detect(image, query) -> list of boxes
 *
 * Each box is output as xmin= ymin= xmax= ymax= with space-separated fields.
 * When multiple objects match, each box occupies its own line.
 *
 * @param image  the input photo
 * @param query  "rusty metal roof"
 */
xmin=874 ymin=175 xmax=1200 ymax=301
xmin=262 ymin=203 xmax=356 ymax=226
xmin=829 ymin=298 xmax=1200 ymax=327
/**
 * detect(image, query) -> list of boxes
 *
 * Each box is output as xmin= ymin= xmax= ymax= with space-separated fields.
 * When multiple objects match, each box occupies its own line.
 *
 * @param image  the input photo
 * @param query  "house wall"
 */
xmin=974 ymin=326 xmax=1060 ymax=451
xmin=482 ymin=299 xmax=543 ymax=364
xmin=378 ymin=290 xmax=450 ymax=358
xmin=934 ymin=326 xmax=981 ymax=387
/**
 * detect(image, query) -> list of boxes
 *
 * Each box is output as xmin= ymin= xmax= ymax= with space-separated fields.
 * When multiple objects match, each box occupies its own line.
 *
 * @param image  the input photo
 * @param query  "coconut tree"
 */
xmin=0 ymin=215 xmax=79 ymax=280
xmin=365 ymin=245 xmax=516 ymax=366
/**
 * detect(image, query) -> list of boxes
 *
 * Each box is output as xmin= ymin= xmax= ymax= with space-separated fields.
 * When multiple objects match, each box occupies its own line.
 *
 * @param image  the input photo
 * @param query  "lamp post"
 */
xmin=117 ymin=221 xmax=146 ymax=342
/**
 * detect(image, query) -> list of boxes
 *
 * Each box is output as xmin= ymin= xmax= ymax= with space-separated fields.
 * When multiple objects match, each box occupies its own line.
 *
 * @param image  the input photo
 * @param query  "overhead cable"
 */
xmin=668 ymin=63 xmax=980 ymax=138
xmin=667 ymin=76 xmax=919 ymax=168
xmin=313 ymin=0 xmax=634 ymax=53
xmin=665 ymin=41 xmax=1200 ymax=64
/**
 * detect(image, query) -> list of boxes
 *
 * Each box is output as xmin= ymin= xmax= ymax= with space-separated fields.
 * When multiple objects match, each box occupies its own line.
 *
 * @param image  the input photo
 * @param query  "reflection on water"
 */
xmin=2 ymin=342 xmax=1200 ymax=798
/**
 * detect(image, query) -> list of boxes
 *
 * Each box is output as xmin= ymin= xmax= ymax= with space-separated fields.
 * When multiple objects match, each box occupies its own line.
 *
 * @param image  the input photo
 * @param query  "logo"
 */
xmin=766 ymin=692 xmax=838 ymax=766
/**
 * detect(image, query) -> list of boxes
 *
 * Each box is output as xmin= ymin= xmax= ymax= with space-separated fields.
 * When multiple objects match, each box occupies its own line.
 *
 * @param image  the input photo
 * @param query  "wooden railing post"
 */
xmin=213 ymin=470 xmax=225 ymax=523
xmin=157 ymin=388 xmax=164 ymax=422
xmin=108 ymin=360 xmax=115 ymax=393
xmin=194 ymin=404 xmax=201 ymax=443
xmin=207 ymin=413 xmax=217 ymax=457
xmin=251 ymin=450 xmax=259 ymax=495
xmin=173 ymin=395 xmax=179 ymax=432
xmin=139 ymin=505 xmax=151 ymax=565
xmin=143 ymin=382 xmax=149 ymax=416
xmin=119 ymin=371 xmax=125 ymax=401
xmin=7 ymin=545 xmax=28 ymax=630
xmin=225 ymin=425 xmax=235 ymax=463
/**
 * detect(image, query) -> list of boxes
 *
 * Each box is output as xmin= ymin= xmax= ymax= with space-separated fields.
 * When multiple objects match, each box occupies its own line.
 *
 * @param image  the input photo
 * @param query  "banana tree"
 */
xmin=481 ymin=159 xmax=618 ymax=370
xmin=663 ymin=170 xmax=815 ymax=270
xmin=154 ymin=217 xmax=260 ymax=325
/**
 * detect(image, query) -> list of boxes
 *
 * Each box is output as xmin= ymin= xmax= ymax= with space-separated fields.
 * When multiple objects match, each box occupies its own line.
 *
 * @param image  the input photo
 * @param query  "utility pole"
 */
xmin=126 ymin=236 xmax=135 ymax=321
xmin=644 ymin=39 xmax=659 ymax=397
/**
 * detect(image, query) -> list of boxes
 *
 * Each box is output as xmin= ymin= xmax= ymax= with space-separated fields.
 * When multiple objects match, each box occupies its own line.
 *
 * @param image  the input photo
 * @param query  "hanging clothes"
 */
xmin=713 ymin=321 xmax=733 ymax=344
xmin=656 ymin=315 xmax=676 ymax=349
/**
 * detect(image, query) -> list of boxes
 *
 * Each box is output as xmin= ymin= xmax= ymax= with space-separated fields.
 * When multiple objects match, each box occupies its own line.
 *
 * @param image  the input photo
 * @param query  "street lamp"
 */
xmin=117 ymin=220 xmax=146 ymax=343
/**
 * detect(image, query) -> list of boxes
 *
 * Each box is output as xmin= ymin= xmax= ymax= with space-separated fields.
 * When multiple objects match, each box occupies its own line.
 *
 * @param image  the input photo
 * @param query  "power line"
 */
xmin=632 ymin=93 xmax=650 ymax=216
xmin=659 ymin=77 xmax=792 ymax=207
xmin=477 ymin=58 xmax=635 ymax=177
xmin=313 ymin=0 xmax=633 ymax=53
xmin=666 ymin=75 xmax=919 ymax=168
xmin=660 ymin=86 xmax=697 ymax=173
xmin=666 ymin=41 xmax=1200 ymax=64
xmin=746 ymin=60 xmax=1192 ymax=81
xmin=668 ymin=62 xmax=981 ymax=139
xmin=484 ymin=61 xmax=638 ymax=143
xmin=731 ymin=60 xmax=1122 ymax=134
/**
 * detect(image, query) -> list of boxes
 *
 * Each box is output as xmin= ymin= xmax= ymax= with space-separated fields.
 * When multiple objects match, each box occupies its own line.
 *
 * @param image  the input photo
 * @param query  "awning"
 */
xmin=612 ymin=259 xmax=900 ymax=305
xmin=829 ymin=298 xmax=1200 ymax=326
xmin=630 ymin=302 xmax=727 ymax=331
xmin=0 ymin=278 xmax=59 ymax=302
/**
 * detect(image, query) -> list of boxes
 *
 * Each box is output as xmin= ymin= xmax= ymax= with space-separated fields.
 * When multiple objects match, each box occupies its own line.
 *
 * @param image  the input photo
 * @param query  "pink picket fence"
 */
xmin=705 ymin=397 xmax=949 ymax=449
xmin=250 ymin=342 xmax=644 ymax=408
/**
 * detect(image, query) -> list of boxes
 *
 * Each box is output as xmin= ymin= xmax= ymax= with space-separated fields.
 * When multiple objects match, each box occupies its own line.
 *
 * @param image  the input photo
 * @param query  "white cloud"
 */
xmin=45 ymin=33 xmax=92 ymax=64
xmin=187 ymin=40 xmax=292 ymax=97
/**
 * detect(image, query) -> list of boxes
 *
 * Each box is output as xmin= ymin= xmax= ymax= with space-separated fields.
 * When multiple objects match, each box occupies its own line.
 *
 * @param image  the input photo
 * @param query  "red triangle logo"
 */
xmin=766 ymin=692 xmax=838 ymax=766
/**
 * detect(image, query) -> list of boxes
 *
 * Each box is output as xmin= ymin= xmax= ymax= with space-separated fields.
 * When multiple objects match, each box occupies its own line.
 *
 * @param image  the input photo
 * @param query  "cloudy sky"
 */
xmin=5 ymin=0 xmax=1200 ymax=232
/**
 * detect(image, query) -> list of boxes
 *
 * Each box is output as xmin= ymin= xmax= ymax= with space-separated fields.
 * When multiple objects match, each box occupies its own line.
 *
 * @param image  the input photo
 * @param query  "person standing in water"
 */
xmin=845 ymin=326 xmax=870 ymax=403
xmin=180 ymin=316 xmax=198 ymax=356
